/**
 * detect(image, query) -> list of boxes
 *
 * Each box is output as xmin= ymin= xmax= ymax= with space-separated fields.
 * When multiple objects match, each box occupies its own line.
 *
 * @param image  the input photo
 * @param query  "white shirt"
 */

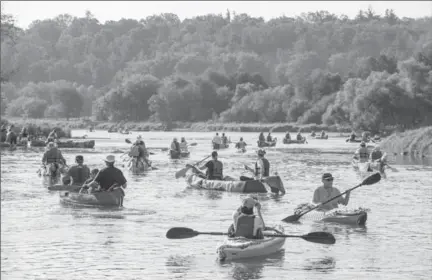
xmin=212 ymin=136 xmax=222 ymax=145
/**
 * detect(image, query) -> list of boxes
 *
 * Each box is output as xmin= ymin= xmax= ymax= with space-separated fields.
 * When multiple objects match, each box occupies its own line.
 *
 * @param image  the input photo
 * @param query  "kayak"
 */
xmin=315 ymin=135 xmax=328 ymax=140
xmin=257 ymin=138 xmax=277 ymax=148
xmin=320 ymin=210 xmax=368 ymax=226
xmin=352 ymin=158 xmax=386 ymax=174
xmin=48 ymin=184 xmax=82 ymax=192
xmin=212 ymin=142 xmax=230 ymax=149
xmin=283 ymin=138 xmax=306 ymax=144
xmin=236 ymin=148 xmax=247 ymax=153
xmin=0 ymin=142 xmax=26 ymax=148
xmin=31 ymin=139 xmax=95 ymax=148
xmin=127 ymin=157 xmax=151 ymax=173
xmin=59 ymin=187 xmax=125 ymax=207
xmin=170 ymin=150 xmax=190 ymax=159
xmin=217 ymin=225 xmax=285 ymax=261
xmin=185 ymin=168 xmax=285 ymax=194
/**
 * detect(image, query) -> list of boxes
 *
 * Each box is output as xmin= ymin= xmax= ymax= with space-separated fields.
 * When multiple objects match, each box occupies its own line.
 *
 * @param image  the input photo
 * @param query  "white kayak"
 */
xmin=217 ymin=225 xmax=285 ymax=261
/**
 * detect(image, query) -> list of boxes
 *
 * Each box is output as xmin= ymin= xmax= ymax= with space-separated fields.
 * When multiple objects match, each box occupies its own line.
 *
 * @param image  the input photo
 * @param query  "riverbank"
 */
xmin=380 ymin=126 xmax=432 ymax=156
xmin=1 ymin=117 xmax=354 ymax=134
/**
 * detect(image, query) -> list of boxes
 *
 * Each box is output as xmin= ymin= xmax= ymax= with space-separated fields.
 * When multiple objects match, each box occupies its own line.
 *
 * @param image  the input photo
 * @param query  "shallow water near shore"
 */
xmin=1 ymin=130 xmax=431 ymax=280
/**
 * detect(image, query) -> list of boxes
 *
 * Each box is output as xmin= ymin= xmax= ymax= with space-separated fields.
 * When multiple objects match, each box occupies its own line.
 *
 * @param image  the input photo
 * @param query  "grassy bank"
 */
xmin=379 ymin=126 xmax=432 ymax=156
xmin=2 ymin=117 xmax=353 ymax=133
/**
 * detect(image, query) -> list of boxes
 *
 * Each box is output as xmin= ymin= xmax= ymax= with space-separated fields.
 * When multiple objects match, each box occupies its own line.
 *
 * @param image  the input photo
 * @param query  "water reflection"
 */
xmin=303 ymin=256 xmax=336 ymax=273
xmin=165 ymin=254 xmax=195 ymax=277
xmin=310 ymin=222 xmax=368 ymax=238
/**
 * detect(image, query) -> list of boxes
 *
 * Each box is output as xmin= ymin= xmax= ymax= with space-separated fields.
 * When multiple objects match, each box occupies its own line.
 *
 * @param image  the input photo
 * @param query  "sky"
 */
xmin=3 ymin=1 xmax=432 ymax=29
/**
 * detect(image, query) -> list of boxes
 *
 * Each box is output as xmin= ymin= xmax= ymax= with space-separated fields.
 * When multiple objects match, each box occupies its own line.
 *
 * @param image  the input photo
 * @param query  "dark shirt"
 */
xmin=67 ymin=164 xmax=91 ymax=185
xmin=204 ymin=160 xmax=223 ymax=180
xmin=94 ymin=166 xmax=127 ymax=191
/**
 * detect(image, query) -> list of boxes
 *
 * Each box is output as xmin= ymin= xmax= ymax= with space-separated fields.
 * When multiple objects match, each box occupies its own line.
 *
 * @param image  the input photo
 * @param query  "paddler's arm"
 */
xmin=337 ymin=190 xmax=350 ymax=206
xmin=255 ymin=202 xmax=265 ymax=229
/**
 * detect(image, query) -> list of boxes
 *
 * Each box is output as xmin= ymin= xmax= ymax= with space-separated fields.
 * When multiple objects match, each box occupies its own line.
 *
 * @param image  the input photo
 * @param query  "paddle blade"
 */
xmin=166 ymin=227 xmax=199 ymax=239
xmin=361 ymin=172 xmax=381 ymax=186
xmin=190 ymin=142 xmax=198 ymax=146
xmin=175 ymin=167 xmax=189 ymax=179
xmin=125 ymin=138 xmax=132 ymax=144
xmin=302 ymin=232 xmax=336 ymax=245
xmin=281 ymin=214 xmax=301 ymax=223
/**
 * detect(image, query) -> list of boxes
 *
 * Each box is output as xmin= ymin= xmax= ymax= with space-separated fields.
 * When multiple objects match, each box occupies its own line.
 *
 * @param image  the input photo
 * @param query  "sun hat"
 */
xmin=104 ymin=155 xmax=115 ymax=163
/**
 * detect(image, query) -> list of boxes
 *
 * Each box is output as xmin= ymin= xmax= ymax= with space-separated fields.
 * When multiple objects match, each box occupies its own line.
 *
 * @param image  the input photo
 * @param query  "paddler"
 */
xmin=197 ymin=151 xmax=224 ymax=180
xmin=19 ymin=127 xmax=29 ymax=146
xmin=361 ymin=131 xmax=369 ymax=142
xmin=42 ymin=142 xmax=66 ymax=174
xmin=82 ymin=155 xmax=127 ymax=192
xmin=369 ymin=146 xmax=386 ymax=172
xmin=349 ymin=130 xmax=356 ymax=141
xmin=320 ymin=130 xmax=326 ymax=138
xmin=296 ymin=130 xmax=303 ymax=141
xmin=284 ymin=131 xmax=291 ymax=141
xmin=258 ymin=132 xmax=265 ymax=145
xmin=47 ymin=128 xmax=59 ymax=142
xmin=180 ymin=137 xmax=188 ymax=152
xmin=1 ymin=124 xmax=8 ymax=142
xmin=241 ymin=149 xmax=270 ymax=181
xmin=221 ymin=133 xmax=228 ymax=146
xmin=5 ymin=125 xmax=17 ymax=147
xmin=136 ymin=135 xmax=151 ymax=166
xmin=353 ymin=141 xmax=369 ymax=162
xmin=311 ymin=130 xmax=316 ymax=137
xmin=235 ymin=137 xmax=247 ymax=151
xmin=65 ymin=155 xmax=90 ymax=186
xmin=212 ymin=133 xmax=222 ymax=150
xmin=171 ymin=137 xmax=181 ymax=156
xmin=266 ymin=132 xmax=272 ymax=142
xmin=230 ymin=196 xmax=265 ymax=239
xmin=313 ymin=173 xmax=350 ymax=211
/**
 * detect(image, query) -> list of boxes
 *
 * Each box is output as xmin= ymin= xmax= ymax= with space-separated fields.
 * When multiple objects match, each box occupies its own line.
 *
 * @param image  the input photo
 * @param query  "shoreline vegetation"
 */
xmin=379 ymin=126 xmax=432 ymax=157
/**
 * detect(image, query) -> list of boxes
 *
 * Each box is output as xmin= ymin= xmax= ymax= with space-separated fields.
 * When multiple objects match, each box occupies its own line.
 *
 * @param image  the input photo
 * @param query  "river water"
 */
xmin=1 ymin=130 xmax=431 ymax=280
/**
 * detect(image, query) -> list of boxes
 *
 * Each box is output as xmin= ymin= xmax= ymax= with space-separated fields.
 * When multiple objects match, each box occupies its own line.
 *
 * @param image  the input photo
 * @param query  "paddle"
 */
xmin=281 ymin=172 xmax=381 ymax=223
xmin=175 ymin=155 xmax=211 ymax=179
xmin=384 ymin=163 xmax=398 ymax=172
xmin=166 ymin=227 xmax=335 ymax=245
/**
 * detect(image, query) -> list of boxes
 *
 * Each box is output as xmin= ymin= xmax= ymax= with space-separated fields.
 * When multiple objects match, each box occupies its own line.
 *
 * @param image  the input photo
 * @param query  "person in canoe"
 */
xmin=196 ymin=151 xmax=224 ymax=180
xmin=313 ymin=173 xmax=350 ymax=211
xmin=235 ymin=137 xmax=247 ymax=152
xmin=171 ymin=137 xmax=181 ymax=157
xmin=266 ymin=132 xmax=273 ymax=142
xmin=47 ymin=128 xmax=59 ymax=143
xmin=229 ymin=196 xmax=265 ymax=239
xmin=19 ymin=127 xmax=29 ymax=145
xmin=212 ymin=133 xmax=222 ymax=150
xmin=221 ymin=133 xmax=228 ymax=146
xmin=42 ymin=142 xmax=67 ymax=174
xmin=82 ymin=155 xmax=127 ymax=192
xmin=311 ymin=130 xmax=316 ymax=137
xmin=137 ymin=135 xmax=151 ymax=166
xmin=0 ymin=124 xmax=7 ymax=142
xmin=361 ymin=131 xmax=369 ymax=142
xmin=241 ymin=149 xmax=270 ymax=181
xmin=353 ymin=142 xmax=369 ymax=162
xmin=65 ymin=155 xmax=91 ymax=186
xmin=180 ymin=137 xmax=188 ymax=152
xmin=349 ymin=130 xmax=356 ymax=141
xmin=320 ymin=130 xmax=326 ymax=138
xmin=5 ymin=125 xmax=18 ymax=147
xmin=296 ymin=130 xmax=304 ymax=141
xmin=369 ymin=146 xmax=387 ymax=172
xmin=258 ymin=132 xmax=265 ymax=145
xmin=284 ymin=131 xmax=291 ymax=141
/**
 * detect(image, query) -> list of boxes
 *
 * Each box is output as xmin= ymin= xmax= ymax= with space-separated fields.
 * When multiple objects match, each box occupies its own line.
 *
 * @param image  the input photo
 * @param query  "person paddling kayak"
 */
xmin=353 ymin=142 xmax=369 ymax=162
xmin=266 ymin=133 xmax=273 ymax=142
xmin=313 ymin=173 xmax=350 ymax=211
xmin=171 ymin=137 xmax=181 ymax=156
xmin=241 ymin=149 xmax=270 ymax=181
xmin=235 ymin=137 xmax=247 ymax=152
xmin=180 ymin=137 xmax=188 ymax=152
xmin=195 ymin=151 xmax=224 ymax=180
xmin=83 ymin=155 xmax=127 ymax=192
xmin=212 ymin=133 xmax=222 ymax=150
xmin=65 ymin=155 xmax=90 ymax=186
xmin=229 ymin=196 xmax=266 ymax=239
xmin=284 ymin=131 xmax=291 ymax=141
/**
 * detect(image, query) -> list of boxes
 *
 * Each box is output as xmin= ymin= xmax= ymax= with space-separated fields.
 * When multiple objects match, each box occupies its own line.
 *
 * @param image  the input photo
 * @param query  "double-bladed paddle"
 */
xmin=166 ymin=227 xmax=335 ymax=245
xmin=175 ymin=155 xmax=211 ymax=179
xmin=281 ymin=172 xmax=381 ymax=223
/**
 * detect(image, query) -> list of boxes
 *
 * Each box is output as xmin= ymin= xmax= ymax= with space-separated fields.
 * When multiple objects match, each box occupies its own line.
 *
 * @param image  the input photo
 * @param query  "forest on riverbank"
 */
xmin=1 ymin=6 xmax=431 ymax=134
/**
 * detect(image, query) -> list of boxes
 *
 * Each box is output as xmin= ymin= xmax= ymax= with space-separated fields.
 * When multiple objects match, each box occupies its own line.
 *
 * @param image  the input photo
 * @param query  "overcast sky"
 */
xmin=3 ymin=1 xmax=432 ymax=29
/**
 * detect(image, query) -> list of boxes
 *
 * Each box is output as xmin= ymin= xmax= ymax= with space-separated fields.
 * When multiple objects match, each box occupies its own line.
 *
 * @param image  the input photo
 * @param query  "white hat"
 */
xmin=103 ymin=155 xmax=115 ymax=163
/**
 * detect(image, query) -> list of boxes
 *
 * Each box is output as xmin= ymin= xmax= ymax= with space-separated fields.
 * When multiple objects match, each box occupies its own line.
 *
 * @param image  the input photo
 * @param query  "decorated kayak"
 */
xmin=283 ymin=138 xmax=306 ymax=144
xmin=315 ymin=135 xmax=328 ymax=140
xmin=170 ymin=150 xmax=190 ymax=159
xmin=257 ymin=138 xmax=277 ymax=148
xmin=59 ymin=187 xmax=125 ymax=207
xmin=217 ymin=226 xmax=285 ymax=261
xmin=185 ymin=168 xmax=285 ymax=194
xmin=31 ymin=139 xmax=95 ymax=148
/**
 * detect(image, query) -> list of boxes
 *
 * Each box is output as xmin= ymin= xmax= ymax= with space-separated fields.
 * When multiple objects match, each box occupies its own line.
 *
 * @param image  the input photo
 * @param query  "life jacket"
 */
xmin=350 ymin=134 xmax=356 ymax=141
xmin=234 ymin=214 xmax=256 ymax=239
xmin=171 ymin=141 xmax=180 ymax=152
xmin=237 ymin=141 xmax=246 ymax=149
xmin=44 ymin=148 xmax=63 ymax=164
xmin=357 ymin=147 xmax=369 ymax=159
xmin=371 ymin=150 xmax=383 ymax=161
xmin=222 ymin=136 xmax=227 ymax=144
xmin=285 ymin=133 xmax=291 ymax=140
xmin=180 ymin=142 xmax=188 ymax=151
xmin=211 ymin=160 xmax=223 ymax=179
xmin=255 ymin=158 xmax=270 ymax=177
xmin=129 ymin=145 xmax=140 ymax=157
xmin=296 ymin=134 xmax=303 ymax=141
xmin=259 ymin=135 xmax=265 ymax=142
xmin=266 ymin=135 xmax=272 ymax=142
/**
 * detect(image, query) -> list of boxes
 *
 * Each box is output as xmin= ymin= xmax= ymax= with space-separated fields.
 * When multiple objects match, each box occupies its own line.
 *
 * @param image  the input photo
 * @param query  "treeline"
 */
xmin=1 ymin=8 xmax=431 ymax=133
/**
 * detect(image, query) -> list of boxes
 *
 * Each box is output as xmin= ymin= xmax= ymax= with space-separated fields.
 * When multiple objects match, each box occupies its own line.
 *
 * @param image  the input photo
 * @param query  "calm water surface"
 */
xmin=1 ymin=130 xmax=431 ymax=280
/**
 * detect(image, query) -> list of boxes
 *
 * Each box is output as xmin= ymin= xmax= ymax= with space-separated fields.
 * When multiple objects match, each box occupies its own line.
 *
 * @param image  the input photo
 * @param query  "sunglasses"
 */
xmin=324 ymin=178 xmax=334 ymax=181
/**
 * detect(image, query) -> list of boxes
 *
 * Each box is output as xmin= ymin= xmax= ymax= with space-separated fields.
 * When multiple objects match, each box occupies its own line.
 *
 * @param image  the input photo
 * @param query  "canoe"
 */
xmin=283 ymin=138 xmax=306 ymax=144
xmin=236 ymin=148 xmax=247 ymax=153
xmin=346 ymin=138 xmax=370 ymax=143
xmin=212 ymin=142 xmax=230 ymax=149
xmin=48 ymin=184 xmax=82 ymax=192
xmin=0 ymin=142 xmax=26 ymax=148
xmin=59 ymin=187 xmax=125 ymax=207
xmin=217 ymin=226 xmax=285 ymax=261
xmin=185 ymin=168 xmax=285 ymax=194
xmin=170 ymin=150 xmax=190 ymax=159
xmin=31 ymin=139 xmax=95 ymax=148
xmin=320 ymin=209 xmax=368 ymax=226
xmin=315 ymin=135 xmax=328 ymax=140
xmin=352 ymin=158 xmax=386 ymax=174
xmin=257 ymin=138 xmax=277 ymax=148
xmin=127 ymin=157 xmax=151 ymax=173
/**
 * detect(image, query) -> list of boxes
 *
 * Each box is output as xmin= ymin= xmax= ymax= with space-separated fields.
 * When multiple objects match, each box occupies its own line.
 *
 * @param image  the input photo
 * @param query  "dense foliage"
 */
xmin=1 ymin=8 xmax=431 ymax=132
